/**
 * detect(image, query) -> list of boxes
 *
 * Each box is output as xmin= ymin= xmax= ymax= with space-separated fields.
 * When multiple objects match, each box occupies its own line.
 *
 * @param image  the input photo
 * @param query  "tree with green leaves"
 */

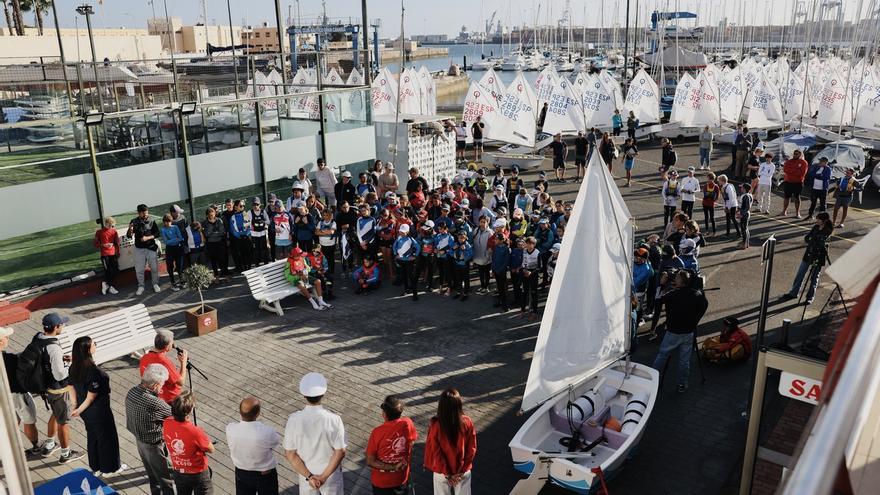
xmin=20 ymin=0 xmax=48 ymax=35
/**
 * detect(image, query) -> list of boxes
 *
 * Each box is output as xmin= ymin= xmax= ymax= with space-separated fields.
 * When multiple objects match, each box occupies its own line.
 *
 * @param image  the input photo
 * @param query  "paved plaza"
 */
xmin=7 ymin=141 xmax=879 ymax=494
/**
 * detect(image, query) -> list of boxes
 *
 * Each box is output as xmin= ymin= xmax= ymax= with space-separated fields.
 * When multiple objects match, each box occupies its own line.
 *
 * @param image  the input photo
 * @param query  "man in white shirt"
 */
xmin=284 ymin=373 xmax=346 ymax=495
xmin=226 ymin=397 xmax=281 ymax=495
xmin=314 ymin=159 xmax=338 ymax=208
xmin=755 ymin=153 xmax=776 ymax=214
xmin=679 ymin=167 xmax=701 ymax=218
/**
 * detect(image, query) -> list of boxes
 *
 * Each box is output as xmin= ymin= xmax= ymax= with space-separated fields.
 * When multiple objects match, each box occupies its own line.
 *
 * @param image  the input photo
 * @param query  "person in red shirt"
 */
xmin=424 ymin=388 xmax=477 ymax=495
xmin=163 ymin=391 xmax=215 ymax=493
xmin=700 ymin=316 xmax=753 ymax=364
xmin=139 ymin=330 xmax=187 ymax=404
xmin=366 ymin=396 xmax=418 ymax=495
xmin=94 ymin=217 xmax=121 ymax=295
xmin=781 ymin=149 xmax=809 ymax=218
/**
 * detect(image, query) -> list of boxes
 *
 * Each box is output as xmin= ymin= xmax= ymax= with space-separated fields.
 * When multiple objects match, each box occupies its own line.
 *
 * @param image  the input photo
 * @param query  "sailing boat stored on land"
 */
xmin=509 ymin=152 xmax=659 ymax=495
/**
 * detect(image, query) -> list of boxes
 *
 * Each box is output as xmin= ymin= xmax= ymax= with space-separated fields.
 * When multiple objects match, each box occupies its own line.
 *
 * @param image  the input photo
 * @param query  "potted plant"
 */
xmin=180 ymin=264 xmax=218 ymax=335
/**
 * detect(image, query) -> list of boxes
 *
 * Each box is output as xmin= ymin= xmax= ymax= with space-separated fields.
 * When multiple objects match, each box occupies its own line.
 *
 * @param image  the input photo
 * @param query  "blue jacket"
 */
xmin=535 ymin=225 xmax=557 ymax=252
xmin=356 ymin=216 xmax=377 ymax=245
xmin=393 ymin=235 xmax=420 ymax=261
xmin=612 ymin=114 xmax=623 ymax=128
xmin=160 ymin=225 xmax=184 ymax=247
xmin=433 ymin=233 xmax=454 ymax=258
xmin=434 ymin=216 xmax=454 ymax=232
xmin=632 ymin=262 xmax=654 ymax=293
xmin=452 ymin=241 xmax=473 ymax=266
xmin=229 ymin=212 xmax=250 ymax=239
xmin=509 ymin=247 xmax=524 ymax=272
xmin=492 ymin=243 xmax=511 ymax=273
xmin=293 ymin=213 xmax=315 ymax=241
xmin=417 ymin=233 xmax=435 ymax=257
xmin=837 ymin=176 xmax=861 ymax=198
xmin=807 ymin=165 xmax=832 ymax=191
xmin=353 ymin=264 xmax=380 ymax=286
xmin=451 ymin=220 xmax=472 ymax=239
xmin=681 ymin=254 xmax=699 ymax=272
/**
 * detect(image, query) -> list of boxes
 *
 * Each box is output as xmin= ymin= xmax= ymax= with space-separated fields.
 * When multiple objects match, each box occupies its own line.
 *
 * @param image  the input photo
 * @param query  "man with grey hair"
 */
xmin=126 ymin=363 xmax=174 ymax=495
xmin=139 ymin=329 xmax=187 ymax=404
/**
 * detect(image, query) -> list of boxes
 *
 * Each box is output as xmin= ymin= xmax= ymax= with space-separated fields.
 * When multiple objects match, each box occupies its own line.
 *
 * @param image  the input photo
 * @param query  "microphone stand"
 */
xmin=184 ymin=358 xmax=208 ymax=426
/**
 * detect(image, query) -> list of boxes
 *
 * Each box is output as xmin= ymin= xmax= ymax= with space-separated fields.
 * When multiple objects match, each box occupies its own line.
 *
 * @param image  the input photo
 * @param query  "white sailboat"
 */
xmin=509 ymin=152 xmax=659 ymax=495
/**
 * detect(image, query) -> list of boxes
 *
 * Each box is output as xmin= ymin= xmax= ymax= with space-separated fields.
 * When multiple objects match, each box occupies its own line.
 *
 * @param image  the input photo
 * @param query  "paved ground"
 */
xmin=5 ymin=140 xmax=879 ymax=494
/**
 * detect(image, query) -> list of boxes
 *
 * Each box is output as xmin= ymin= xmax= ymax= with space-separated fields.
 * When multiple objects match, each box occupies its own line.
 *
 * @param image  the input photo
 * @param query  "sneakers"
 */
xmin=101 ymin=282 xmax=109 ymax=295
xmin=101 ymin=464 xmax=128 ymax=477
xmin=318 ymin=299 xmax=332 ymax=309
xmin=135 ymin=286 xmax=145 ymax=296
xmin=108 ymin=285 xmax=118 ymax=295
xmin=171 ymin=284 xmax=181 ymax=292
xmin=40 ymin=442 xmax=60 ymax=457
xmin=25 ymin=445 xmax=42 ymax=459
xmin=836 ymin=223 xmax=844 ymax=229
xmin=59 ymin=449 xmax=85 ymax=464
xmin=153 ymin=284 xmax=161 ymax=293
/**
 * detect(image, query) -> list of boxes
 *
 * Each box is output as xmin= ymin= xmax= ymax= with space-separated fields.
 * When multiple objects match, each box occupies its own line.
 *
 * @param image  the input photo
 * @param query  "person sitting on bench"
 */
xmin=701 ymin=316 xmax=752 ymax=364
xmin=284 ymin=247 xmax=331 ymax=311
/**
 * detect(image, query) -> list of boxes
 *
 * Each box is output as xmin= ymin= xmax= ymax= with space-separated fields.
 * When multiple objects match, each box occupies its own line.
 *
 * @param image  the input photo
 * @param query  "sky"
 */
xmin=49 ymin=0 xmax=872 ymax=37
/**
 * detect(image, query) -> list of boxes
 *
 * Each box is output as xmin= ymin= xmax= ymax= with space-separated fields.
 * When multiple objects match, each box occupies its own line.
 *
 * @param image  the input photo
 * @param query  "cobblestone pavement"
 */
xmin=6 ymin=141 xmax=878 ymax=494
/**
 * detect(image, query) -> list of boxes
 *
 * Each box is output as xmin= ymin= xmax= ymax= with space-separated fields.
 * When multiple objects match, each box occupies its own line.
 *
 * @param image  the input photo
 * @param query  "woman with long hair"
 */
xmin=780 ymin=212 xmax=835 ymax=305
xmin=69 ymin=336 xmax=124 ymax=476
xmin=424 ymin=388 xmax=477 ymax=495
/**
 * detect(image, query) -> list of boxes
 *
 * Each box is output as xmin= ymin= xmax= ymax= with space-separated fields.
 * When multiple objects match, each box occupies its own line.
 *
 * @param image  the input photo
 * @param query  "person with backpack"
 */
xmin=1 ymin=326 xmax=41 ymax=457
xmin=18 ymin=313 xmax=84 ymax=462
xmin=69 ymin=336 xmax=125 ymax=476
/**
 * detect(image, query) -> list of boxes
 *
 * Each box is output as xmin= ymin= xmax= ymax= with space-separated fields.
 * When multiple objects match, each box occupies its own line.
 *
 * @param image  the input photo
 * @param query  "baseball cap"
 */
xmin=511 ymin=165 xmax=519 ymax=173
xmin=42 ymin=313 xmax=69 ymax=329
xmin=441 ymin=204 xmax=451 ymax=211
xmin=460 ymin=198 xmax=470 ymax=206
xmin=268 ymin=193 xmax=278 ymax=201
xmin=423 ymin=220 xmax=435 ymax=229
xmin=494 ymin=185 xmax=504 ymax=191
xmin=538 ymin=171 xmax=546 ymax=177
xmin=687 ymin=166 xmax=695 ymax=172
xmin=723 ymin=316 xmax=740 ymax=327
xmin=538 ymin=218 xmax=549 ymax=225
xmin=385 ymin=191 xmax=397 ymax=199
xmin=492 ymin=219 xmax=507 ymax=228
xmin=252 ymin=197 xmax=261 ymax=205
xmin=384 ymin=162 xmax=394 ymax=169
xmin=680 ymin=238 xmax=696 ymax=253
xmin=818 ymin=156 xmax=829 ymax=162
xmin=342 ymin=171 xmax=352 ymax=178
xmin=290 ymin=247 xmax=304 ymax=256
xmin=299 ymin=372 xmax=328 ymax=397
xmin=551 ymin=243 xmax=562 ymax=252
xmin=398 ymin=224 xmax=411 ymax=233
xmin=171 ymin=204 xmax=184 ymax=214
xmin=0 ymin=326 xmax=13 ymax=338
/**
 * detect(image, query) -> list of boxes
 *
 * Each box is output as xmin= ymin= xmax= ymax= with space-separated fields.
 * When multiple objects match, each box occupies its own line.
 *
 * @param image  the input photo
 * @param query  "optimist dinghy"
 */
xmin=509 ymin=151 xmax=659 ymax=494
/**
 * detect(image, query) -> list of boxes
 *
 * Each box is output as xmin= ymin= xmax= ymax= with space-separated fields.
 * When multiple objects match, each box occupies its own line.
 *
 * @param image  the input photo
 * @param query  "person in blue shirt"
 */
xmin=632 ymin=247 xmax=654 ymax=306
xmin=160 ymin=213 xmax=185 ymax=290
xmin=392 ymin=223 xmax=420 ymax=301
xmin=806 ymin=157 xmax=833 ymax=219
xmin=451 ymin=211 xmax=472 ymax=239
xmin=433 ymin=204 xmax=454 ymax=232
xmin=292 ymin=205 xmax=316 ymax=253
xmin=832 ymin=167 xmax=862 ymax=228
xmin=229 ymin=199 xmax=253 ymax=271
xmin=451 ymin=230 xmax=473 ymax=300
xmin=509 ymin=237 xmax=525 ymax=309
xmin=356 ymin=204 xmax=378 ymax=263
xmin=491 ymin=233 xmax=512 ymax=311
xmin=535 ymin=218 xmax=557 ymax=289
xmin=416 ymin=221 xmax=437 ymax=291
xmin=356 ymin=172 xmax=377 ymax=198
xmin=433 ymin=222 xmax=455 ymax=295
xmin=353 ymin=255 xmax=381 ymax=294
xmin=612 ymin=109 xmax=623 ymax=136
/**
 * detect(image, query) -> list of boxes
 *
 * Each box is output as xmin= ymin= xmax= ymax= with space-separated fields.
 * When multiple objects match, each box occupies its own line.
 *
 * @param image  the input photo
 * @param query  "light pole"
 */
xmin=75 ymin=4 xmax=103 ymax=111
xmin=83 ymin=112 xmax=106 ymax=222
xmin=50 ymin=0 xmax=75 ymax=115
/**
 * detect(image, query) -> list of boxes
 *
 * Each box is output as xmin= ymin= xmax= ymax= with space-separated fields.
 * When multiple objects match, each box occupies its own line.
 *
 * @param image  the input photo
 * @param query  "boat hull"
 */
xmin=483 ymin=151 xmax=545 ymax=170
xmin=509 ymin=362 xmax=659 ymax=494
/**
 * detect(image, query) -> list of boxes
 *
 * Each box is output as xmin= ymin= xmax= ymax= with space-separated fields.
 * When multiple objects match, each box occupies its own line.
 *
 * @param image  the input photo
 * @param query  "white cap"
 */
xmin=172 ymin=204 xmax=184 ymax=214
xmin=551 ymin=243 xmax=562 ymax=252
xmin=494 ymin=184 xmax=504 ymax=191
xmin=385 ymin=161 xmax=394 ymax=169
xmin=384 ymin=191 xmax=397 ymax=199
xmin=460 ymin=198 xmax=470 ymax=206
xmin=492 ymin=219 xmax=507 ymax=228
xmin=442 ymin=191 xmax=455 ymax=200
xmin=0 ymin=326 xmax=13 ymax=338
xmin=680 ymin=238 xmax=697 ymax=253
xmin=398 ymin=224 xmax=410 ymax=233
xmin=341 ymin=171 xmax=352 ymax=178
xmin=423 ymin=220 xmax=435 ymax=229
xmin=299 ymin=372 xmax=328 ymax=396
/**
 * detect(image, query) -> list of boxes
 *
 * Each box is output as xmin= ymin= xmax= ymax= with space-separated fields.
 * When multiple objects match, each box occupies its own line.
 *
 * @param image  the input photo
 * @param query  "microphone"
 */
xmin=173 ymin=344 xmax=185 ymax=356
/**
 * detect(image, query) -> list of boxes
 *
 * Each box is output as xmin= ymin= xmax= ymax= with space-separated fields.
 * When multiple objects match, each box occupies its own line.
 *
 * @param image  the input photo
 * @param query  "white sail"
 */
xmin=689 ymin=70 xmax=722 ymax=127
xmin=370 ymin=68 xmax=397 ymax=116
xmin=817 ymin=70 xmax=854 ymax=127
xmin=397 ymin=68 xmax=423 ymax=115
xmin=598 ymin=69 xmax=624 ymax=109
xmin=747 ymin=72 xmax=785 ymax=129
xmin=542 ymin=77 xmax=585 ymax=134
xmin=669 ymin=72 xmax=696 ymax=125
xmin=718 ymin=65 xmax=747 ymax=123
xmin=781 ymin=70 xmax=810 ymax=119
xmin=534 ymin=65 xmax=560 ymax=110
xmin=322 ymin=67 xmax=343 ymax=86
xmin=582 ymin=74 xmax=617 ymax=128
xmin=462 ymin=80 xmax=502 ymax=138
xmin=521 ymin=150 xmax=633 ymax=413
xmin=853 ymin=67 xmax=880 ymax=131
xmin=418 ymin=66 xmax=437 ymax=115
xmin=478 ymin=68 xmax=505 ymax=106
xmin=346 ymin=68 xmax=363 ymax=86
xmin=291 ymin=68 xmax=320 ymax=118
xmin=624 ymin=68 xmax=661 ymax=124
xmin=494 ymin=72 xmax=538 ymax=147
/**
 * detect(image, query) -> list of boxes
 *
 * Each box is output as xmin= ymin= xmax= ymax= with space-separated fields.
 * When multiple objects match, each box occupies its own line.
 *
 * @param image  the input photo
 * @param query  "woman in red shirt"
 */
xmin=424 ymin=388 xmax=477 ymax=495
xmin=701 ymin=172 xmax=718 ymax=236
xmin=93 ymin=217 xmax=120 ymax=295
xmin=163 ymin=391 xmax=215 ymax=494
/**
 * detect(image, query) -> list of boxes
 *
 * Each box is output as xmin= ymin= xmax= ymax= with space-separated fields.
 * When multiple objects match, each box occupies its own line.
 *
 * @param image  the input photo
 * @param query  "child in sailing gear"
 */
xmin=662 ymin=170 xmax=680 ymax=226
xmin=392 ymin=224 xmax=420 ymax=301
xmin=451 ymin=231 xmax=473 ymax=300
xmin=284 ymin=247 xmax=331 ymax=310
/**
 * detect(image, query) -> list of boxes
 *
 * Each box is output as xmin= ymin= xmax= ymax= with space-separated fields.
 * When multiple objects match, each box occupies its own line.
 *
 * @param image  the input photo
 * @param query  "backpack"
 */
xmin=16 ymin=334 xmax=56 ymax=394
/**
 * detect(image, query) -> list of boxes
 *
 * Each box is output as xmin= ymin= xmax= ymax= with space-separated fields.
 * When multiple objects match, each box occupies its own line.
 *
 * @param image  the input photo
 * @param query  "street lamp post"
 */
xmin=83 ymin=112 xmax=106 ymax=222
xmin=50 ymin=0 xmax=75 ymax=115
xmin=75 ymin=4 xmax=103 ymax=111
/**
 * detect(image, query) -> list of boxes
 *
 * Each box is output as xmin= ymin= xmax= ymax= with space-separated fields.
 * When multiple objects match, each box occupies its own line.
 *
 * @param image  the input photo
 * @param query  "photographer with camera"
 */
xmin=138 ymin=330 xmax=187 ymax=404
xmin=651 ymin=271 xmax=709 ymax=393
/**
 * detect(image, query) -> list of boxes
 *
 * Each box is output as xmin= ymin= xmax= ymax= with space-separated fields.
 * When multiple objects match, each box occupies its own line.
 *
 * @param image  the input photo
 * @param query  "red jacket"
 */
xmin=783 ymin=158 xmax=808 ymax=184
xmin=423 ymin=416 xmax=477 ymax=476
xmin=717 ymin=327 xmax=753 ymax=356
xmin=94 ymin=228 xmax=119 ymax=256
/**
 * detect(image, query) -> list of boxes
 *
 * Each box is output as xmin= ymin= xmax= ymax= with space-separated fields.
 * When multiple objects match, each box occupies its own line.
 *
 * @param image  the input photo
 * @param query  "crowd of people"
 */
xmin=2 ymin=318 xmax=477 ymax=495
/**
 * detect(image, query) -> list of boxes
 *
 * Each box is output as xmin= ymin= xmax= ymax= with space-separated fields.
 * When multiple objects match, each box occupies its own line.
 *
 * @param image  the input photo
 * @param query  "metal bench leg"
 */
xmin=273 ymin=300 xmax=284 ymax=316
xmin=259 ymin=300 xmax=281 ymax=315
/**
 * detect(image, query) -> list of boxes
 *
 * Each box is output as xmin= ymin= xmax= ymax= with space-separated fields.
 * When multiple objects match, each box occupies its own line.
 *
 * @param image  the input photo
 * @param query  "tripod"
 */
xmin=185 ymin=359 xmax=209 ymax=426
xmin=797 ymin=253 xmax=848 ymax=323
xmin=659 ymin=334 xmax=706 ymax=388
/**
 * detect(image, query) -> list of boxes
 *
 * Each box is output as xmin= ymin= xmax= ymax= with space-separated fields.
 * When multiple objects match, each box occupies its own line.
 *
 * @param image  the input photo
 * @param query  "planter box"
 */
xmin=185 ymin=305 xmax=218 ymax=336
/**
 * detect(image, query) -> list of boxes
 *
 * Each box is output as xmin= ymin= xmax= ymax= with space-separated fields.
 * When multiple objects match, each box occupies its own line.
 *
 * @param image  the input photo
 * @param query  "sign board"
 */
xmin=779 ymin=371 xmax=822 ymax=405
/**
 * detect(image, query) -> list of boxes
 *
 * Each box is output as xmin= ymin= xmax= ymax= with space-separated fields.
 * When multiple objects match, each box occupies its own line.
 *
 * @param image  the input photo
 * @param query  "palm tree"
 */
xmin=10 ymin=0 xmax=24 ymax=35
xmin=20 ymin=0 xmax=47 ymax=35
xmin=3 ymin=2 xmax=14 ymax=35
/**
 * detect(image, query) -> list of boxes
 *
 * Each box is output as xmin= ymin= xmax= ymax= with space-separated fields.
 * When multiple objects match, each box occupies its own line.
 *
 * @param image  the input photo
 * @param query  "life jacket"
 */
xmin=666 ymin=180 xmax=679 ymax=197
xmin=250 ymin=209 xmax=267 ymax=232
xmin=704 ymin=182 xmax=717 ymax=201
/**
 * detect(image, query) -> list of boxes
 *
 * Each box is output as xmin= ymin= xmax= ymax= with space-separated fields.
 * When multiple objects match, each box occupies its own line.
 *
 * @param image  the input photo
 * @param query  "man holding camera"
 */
xmin=138 ymin=330 xmax=187 ymax=404
xmin=651 ymin=270 xmax=709 ymax=393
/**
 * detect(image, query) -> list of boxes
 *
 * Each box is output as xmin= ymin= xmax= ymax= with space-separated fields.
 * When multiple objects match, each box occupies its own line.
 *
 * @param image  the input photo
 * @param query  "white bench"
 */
xmin=58 ymin=304 xmax=157 ymax=365
xmin=243 ymin=259 xmax=312 ymax=316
